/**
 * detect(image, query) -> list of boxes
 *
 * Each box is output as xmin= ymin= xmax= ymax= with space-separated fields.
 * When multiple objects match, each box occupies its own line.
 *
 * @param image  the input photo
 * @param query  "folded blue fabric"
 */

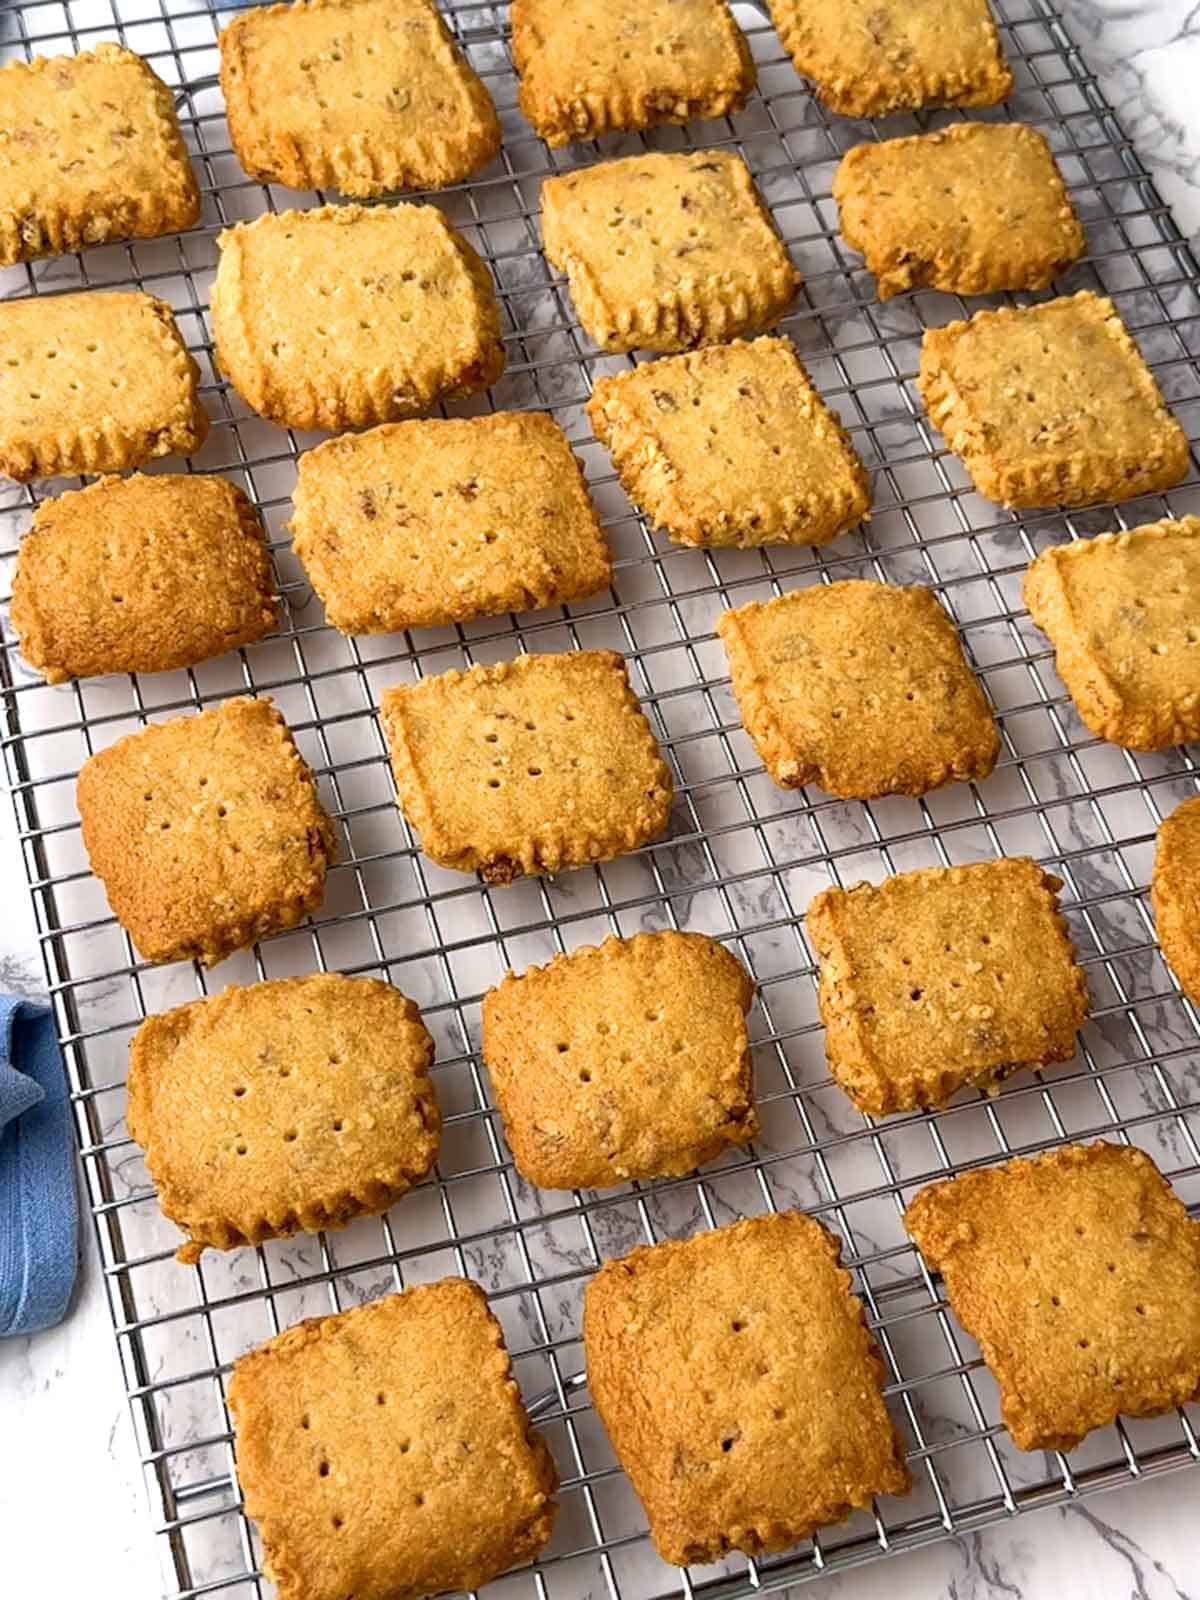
xmin=0 ymin=995 xmax=79 ymax=1338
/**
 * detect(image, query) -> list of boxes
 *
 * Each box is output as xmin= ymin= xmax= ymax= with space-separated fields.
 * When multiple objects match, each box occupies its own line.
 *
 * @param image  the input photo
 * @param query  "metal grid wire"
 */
xmin=3 ymin=0 xmax=1200 ymax=1594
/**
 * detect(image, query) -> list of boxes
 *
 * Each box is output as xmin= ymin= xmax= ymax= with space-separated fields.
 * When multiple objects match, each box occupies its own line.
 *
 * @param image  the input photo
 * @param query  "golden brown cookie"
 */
xmin=481 ymin=931 xmax=756 ymax=1189
xmin=1151 ymin=794 xmax=1200 ymax=1004
xmin=229 ymin=1279 xmax=558 ymax=1600
xmin=541 ymin=151 xmax=799 ymax=354
xmin=219 ymin=0 xmax=500 ymax=197
xmin=0 ymin=290 xmax=207 ymax=483
xmin=583 ymin=1212 xmax=911 ymax=1566
xmin=290 ymin=412 xmax=611 ymax=633
xmin=381 ymin=650 xmax=673 ymax=884
xmin=1023 ymin=517 xmax=1200 ymax=751
xmin=833 ymin=123 xmax=1084 ymax=299
xmin=806 ymin=858 xmax=1088 ymax=1115
xmin=511 ymin=0 xmax=755 ymax=146
xmin=127 ymin=974 xmax=439 ymax=1262
xmin=917 ymin=291 xmax=1189 ymax=509
xmin=904 ymin=1143 xmax=1200 ymax=1452
xmin=210 ymin=204 xmax=504 ymax=431
xmin=76 ymin=696 xmax=336 ymax=966
xmin=11 ymin=474 xmax=276 ymax=684
xmin=587 ymin=337 xmax=869 ymax=548
xmin=717 ymin=580 xmax=999 ymax=796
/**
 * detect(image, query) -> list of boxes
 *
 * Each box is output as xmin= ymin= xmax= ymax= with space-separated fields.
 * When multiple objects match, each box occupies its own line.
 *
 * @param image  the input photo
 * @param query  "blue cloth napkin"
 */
xmin=0 ymin=995 xmax=79 ymax=1338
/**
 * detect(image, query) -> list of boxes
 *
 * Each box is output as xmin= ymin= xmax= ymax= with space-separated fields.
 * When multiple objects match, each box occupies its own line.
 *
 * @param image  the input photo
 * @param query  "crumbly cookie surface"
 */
xmin=228 ymin=1280 xmax=558 ymax=1600
xmin=904 ymin=1143 xmax=1200 ymax=1451
xmin=541 ymin=151 xmax=799 ymax=354
xmin=805 ymin=858 xmax=1088 ymax=1115
xmin=381 ymin=650 xmax=673 ymax=883
xmin=583 ymin=1212 xmax=911 ymax=1566
xmin=76 ymin=696 xmax=336 ymax=966
xmin=219 ymin=0 xmax=500 ymax=197
xmin=588 ymin=337 xmax=869 ymax=547
xmin=291 ymin=413 xmax=611 ymax=633
xmin=917 ymin=291 xmax=1189 ymax=509
xmin=1152 ymin=794 xmax=1200 ymax=1005
xmin=717 ymin=580 xmax=998 ymax=796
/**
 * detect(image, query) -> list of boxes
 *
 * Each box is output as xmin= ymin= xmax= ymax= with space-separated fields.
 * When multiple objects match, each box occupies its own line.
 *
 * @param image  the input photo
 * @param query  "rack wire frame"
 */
xmin=3 ymin=0 xmax=1200 ymax=1594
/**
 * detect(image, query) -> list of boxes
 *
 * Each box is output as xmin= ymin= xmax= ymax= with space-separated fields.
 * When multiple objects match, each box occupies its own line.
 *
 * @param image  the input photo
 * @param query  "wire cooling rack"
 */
xmin=3 ymin=0 xmax=1200 ymax=1595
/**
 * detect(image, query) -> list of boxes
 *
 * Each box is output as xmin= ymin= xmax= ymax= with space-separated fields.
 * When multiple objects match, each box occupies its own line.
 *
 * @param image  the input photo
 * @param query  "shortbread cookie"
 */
xmin=482 ymin=931 xmax=756 ymax=1189
xmin=1152 ymin=795 xmax=1200 ymax=1005
xmin=833 ymin=123 xmax=1084 ymax=299
xmin=210 ymin=204 xmax=505 ymax=431
xmin=769 ymin=0 xmax=1012 ymax=117
xmin=806 ymin=858 xmax=1088 ymax=1115
xmin=381 ymin=650 xmax=673 ymax=884
xmin=12 ymin=474 xmax=276 ymax=684
xmin=128 ymin=974 xmax=439 ymax=1262
xmin=541 ymin=151 xmax=799 ymax=354
xmin=77 ymin=697 xmax=335 ymax=966
xmin=0 ymin=291 xmax=207 ymax=482
xmin=718 ymin=581 xmax=998 ymax=797
xmin=1023 ymin=517 xmax=1200 ymax=751
xmin=219 ymin=0 xmax=500 ymax=197
xmin=588 ymin=338 xmax=869 ymax=548
xmin=229 ymin=1280 xmax=558 ymax=1600
xmin=511 ymin=0 xmax=755 ymax=147
xmin=291 ymin=413 xmax=611 ymax=633
xmin=0 ymin=44 xmax=200 ymax=266
xmin=584 ymin=1212 xmax=910 ymax=1565
xmin=905 ymin=1143 xmax=1200 ymax=1451
xmin=917 ymin=291 xmax=1189 ymax=509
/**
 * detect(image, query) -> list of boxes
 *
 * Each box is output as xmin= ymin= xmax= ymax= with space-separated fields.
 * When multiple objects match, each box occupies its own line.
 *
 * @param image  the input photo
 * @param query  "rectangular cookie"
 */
xmin=717 ymin=580 xmax=998 ymax=797
xmin=805 ymin=858 xmax=1089 ymax=1115
xmin=587 ymin=337 xmax=869 ymax=548
xmin=833 ymin=123 xmax=1085 ymax=299
xmin=540 ymin=151 xmax=799 ymax=354
xmin=583 ymin=1212 xmax=911 ymax=1565
xmin=1152 ymin=794 xmax=1200 ymax=1006
xmin=127 ymin=973 xmax=438 ymax=1262
xmin=210 ymin=203 xmax=505 ymax=431
xmin=511 ymin=0 xmax=755 ymax=146
xmin=1023 ymin=516 xmax=1200 ymax=751
xmin=905 ymin=1143 xmax=1200 ymax=1451
xmin=229 ymin=1280 xmax=558 ymax=1600
xmin=290 ymin=412 xmax=611 ymax=633
xmin=11 ymin=473 xmax=276 ymax=684
xmin=219 ymin=0 xmax=500 ymax=197
xmin=77 ymin=696 xmax=336 ymax=966
xmin=0 ymin=290 xmax=208 ymax=483
xmin=380 ymin=650 xmax=673 ymax=884
xmin=917 ymin=291 xmax=1189 ymax=509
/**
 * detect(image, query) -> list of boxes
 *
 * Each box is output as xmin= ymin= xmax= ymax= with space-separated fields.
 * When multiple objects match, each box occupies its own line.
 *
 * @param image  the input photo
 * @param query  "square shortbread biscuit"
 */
xmin=717 ymin=580 xmax=999 ymax=798
xmin=905 ymin=1143 xmax=1200 ymax=1451
xmin=219 ymin=0 xmax=500 ymax=197
xmin=0 ymin=290 xmax=207 ymax=482
xmin=11 ymin=473 xmax=277 ymax=684
xmin=481 ymin=931 xmax=757 ymax=1189
xmin=1023 ymin=516 xmax=1200 ymax=751
xmin=769 ymin=0 xmax=1012 ymax=117
xmin=76 ymin=696 xmax=336 ymax=966
xmin=917 ymin=291 xmax=1189 ymax=509
xmin=290 ymin=412 xmax=612 ymax=633
xmin=833 ymin=123 xmax=1085 ymax=300
xmin=805 ymin=858 xmax=1089 ymax=1115
xmin=229 ymin=1280 xmax=558 ymax=1600
xmin=210 ymin=204 xmax=505 ymax=432
xmin=587 ymin=337 xmax=870 ymax=548
xmin=1153 ymin=794 xmax=1200 ymax=1007
xmin=127 ymin=973 xmax=439 ymax=1262
xmin=511 ymin=0 xmax=755 ymax=147
xmin=0 ymin=44 xmax=200 ymax=266
xmin=381 ymin=650 xmax=674 ymax=884
xmin=540 ymin=151 xmax=799 ymax=354
xmin=583 ymin=1212 xmax=911 ymax=1565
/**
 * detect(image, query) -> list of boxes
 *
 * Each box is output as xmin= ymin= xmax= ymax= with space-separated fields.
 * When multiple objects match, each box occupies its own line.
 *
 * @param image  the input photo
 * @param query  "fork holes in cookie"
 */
xmin=487 ymin=778 xmax=501 ymax=789
xmin=236 ymin=1142 xmax=247 ymax=1156
xmin=233 ymin=1085 xmax=246 ymax=1098
xmin=332 ymin=1119 xmax=344 ymax=1133
xmin=527 ymin=766 xmax=542 ymax=777
xmin=400 ymin=1440 xmax=411 ymax=1453
xmin=283 ymin=1129 xmax=297 ymax=1143
xmin=556 ymin=1042 xmax=569 ymax=1053
xmin=376 ymin=1392 xmax=386 ymax=1405
xmin=579 ymin=1069 xmax=592 ymax=1083
xmin=319 ymin=1461 xmax=330 ymax=1477
xmin=331 ymin=1515 xmax=343 ymax=1530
